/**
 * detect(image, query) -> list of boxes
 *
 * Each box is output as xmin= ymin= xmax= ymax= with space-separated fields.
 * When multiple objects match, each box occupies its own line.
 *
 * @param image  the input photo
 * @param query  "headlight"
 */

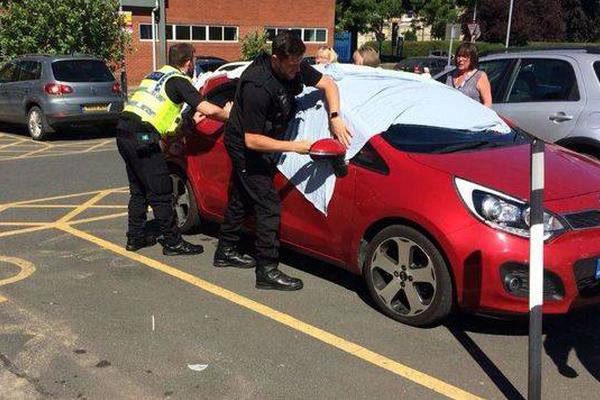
xmin=455 ymin=177 xmax=567 ymax=240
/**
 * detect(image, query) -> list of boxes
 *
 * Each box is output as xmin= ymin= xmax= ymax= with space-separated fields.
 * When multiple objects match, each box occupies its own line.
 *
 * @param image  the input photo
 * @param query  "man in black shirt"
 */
xmin=214 ymin=31 xmax=351 ymax=291
xmin=118 ymin=43 xmax=230 ymax=255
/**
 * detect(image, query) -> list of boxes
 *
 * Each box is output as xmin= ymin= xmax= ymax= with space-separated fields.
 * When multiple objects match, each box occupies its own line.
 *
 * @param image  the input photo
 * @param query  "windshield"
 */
xmin=381 ymin=124 xmax=530 ymax=154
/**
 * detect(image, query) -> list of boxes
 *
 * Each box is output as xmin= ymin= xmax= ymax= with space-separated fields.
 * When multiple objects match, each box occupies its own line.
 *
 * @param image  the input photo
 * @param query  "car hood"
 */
xmin=407 ymin=144 xmax=600 ymax=202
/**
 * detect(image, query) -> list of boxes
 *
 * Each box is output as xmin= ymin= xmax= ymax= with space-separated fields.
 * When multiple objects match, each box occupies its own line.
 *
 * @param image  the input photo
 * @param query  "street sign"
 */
xmin=120 ymin=11 xmax=133 ymax=34
xmin=468 ymin=22 xmax=481 ymax=41
xmin=445 ymin=23 xmax=461 ymax=41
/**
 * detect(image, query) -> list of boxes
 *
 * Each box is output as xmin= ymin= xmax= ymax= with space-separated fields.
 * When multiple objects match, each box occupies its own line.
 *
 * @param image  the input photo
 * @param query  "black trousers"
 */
xmin=116 ymin=129 xmax=181 ymax=245
xmin=219 ymin=156 xmax=281 ymax=269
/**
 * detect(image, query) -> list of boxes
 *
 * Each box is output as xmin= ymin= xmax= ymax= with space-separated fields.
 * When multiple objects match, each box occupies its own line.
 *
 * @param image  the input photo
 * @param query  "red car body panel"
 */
xmin=165 ymin=77 xmax=600 ymax=316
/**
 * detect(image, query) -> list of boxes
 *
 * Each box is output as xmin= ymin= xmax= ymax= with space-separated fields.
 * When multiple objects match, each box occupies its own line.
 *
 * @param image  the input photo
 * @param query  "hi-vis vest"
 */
xmin=123 ymin=65 xmax=191 ymax=137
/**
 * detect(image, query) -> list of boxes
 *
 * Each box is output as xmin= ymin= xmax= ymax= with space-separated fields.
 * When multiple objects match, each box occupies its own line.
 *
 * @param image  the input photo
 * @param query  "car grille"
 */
xmin=573 ymin=257 xmax=600 ymax=298
xmin=564 ymin=210 xmax=600 ymax=229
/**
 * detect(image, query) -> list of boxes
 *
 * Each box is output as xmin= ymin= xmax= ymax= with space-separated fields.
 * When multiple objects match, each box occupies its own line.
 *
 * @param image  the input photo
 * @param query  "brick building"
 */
xmin=121 ymin=0 xmax=336 ymax=85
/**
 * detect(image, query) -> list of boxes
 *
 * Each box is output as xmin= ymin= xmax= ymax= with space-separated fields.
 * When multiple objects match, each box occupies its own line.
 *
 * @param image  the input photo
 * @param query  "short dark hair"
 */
xmin=272 ymin=30 xmax=306 ymax=59
xmin=455 ymin=42 xmax=479 ymax=69
xmin=168 ymin=43 xmax=195 ymax=68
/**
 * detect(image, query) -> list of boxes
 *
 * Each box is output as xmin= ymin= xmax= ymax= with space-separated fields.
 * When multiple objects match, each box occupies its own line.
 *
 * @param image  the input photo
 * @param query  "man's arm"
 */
xmin=313 ymin=74 xmax=352 ymax=148
xmin=197 ymin=101 xmax=231 ymax=122
xmin=245 ymin=133 xmax=311 ymax=154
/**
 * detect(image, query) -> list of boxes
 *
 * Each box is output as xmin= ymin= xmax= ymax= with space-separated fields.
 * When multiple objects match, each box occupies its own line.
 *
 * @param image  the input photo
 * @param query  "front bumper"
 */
xmin=448 ymin=222 xmax=600 ymax=315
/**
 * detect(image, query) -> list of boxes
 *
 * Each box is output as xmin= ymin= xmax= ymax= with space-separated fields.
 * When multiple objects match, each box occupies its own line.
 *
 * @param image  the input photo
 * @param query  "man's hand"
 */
xmin=330 ymin=116 xmax=352 ymax=148
xmin=223 ymin=101 xmax=233 ymax=120
xmin=192 ymin=111 xmax=206 ymax=125
xmin=293 ymin=140 xmax=313 ymax=155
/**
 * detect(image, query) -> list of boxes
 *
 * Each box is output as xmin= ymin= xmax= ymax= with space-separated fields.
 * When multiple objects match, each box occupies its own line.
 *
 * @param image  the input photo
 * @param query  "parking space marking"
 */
xmin=0 ymin=256 xmax=36 ymax=303
xmin=0 ymin=133 xmax=116 ymax=162
xmin=0 ymin=188 xmax=483 ymax=399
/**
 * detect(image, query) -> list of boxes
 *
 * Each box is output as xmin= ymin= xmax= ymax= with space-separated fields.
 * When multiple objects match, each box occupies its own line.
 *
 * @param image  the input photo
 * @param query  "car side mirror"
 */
xmin=309 ymin=138 xmax=348 ymax=177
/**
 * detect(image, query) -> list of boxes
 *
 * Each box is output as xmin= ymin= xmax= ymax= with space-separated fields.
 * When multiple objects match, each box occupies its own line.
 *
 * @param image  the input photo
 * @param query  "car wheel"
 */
xmin=27 ymin=106 xmax=53 ymax=141
xmin=170 ymin=168 xmax=200 ymax=233
xmin=363 ymin=225 xmax=453 ymax=327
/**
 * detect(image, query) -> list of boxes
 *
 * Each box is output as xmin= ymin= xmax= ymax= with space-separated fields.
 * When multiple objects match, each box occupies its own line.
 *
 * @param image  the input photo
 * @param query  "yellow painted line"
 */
xmin=56 ymin=223 xmax=482 ymax=400
xmin=58 ymin=190 xmax=112 ymax=223
xmin=10 ymin=204 xmax=79 ymax=209
xmin=84 ymin=139 xmax=113 ymax=153
xmin=0 ymin=140 xmax=27 ymax=151
xmin=15 ymin=143 xmax=54 ymax=159
xmin=0 ymin=256 xmax=36 ymax=303
xmin=0 ymin=225 xmax=54 ymax=239
xmin=0 ymin=147 xmax=115 ymax=162
xmin=0 ymin=222 xmax=52 ymax=226
xmin=0 ymin=187 xmax=128 ymax=208
xmin=69 ymin=212 xmax=128 ymax=225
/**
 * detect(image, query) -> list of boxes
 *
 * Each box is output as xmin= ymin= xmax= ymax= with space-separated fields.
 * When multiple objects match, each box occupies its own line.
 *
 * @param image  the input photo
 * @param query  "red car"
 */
xmin=164 ymin=75 xmax=600 ymax=327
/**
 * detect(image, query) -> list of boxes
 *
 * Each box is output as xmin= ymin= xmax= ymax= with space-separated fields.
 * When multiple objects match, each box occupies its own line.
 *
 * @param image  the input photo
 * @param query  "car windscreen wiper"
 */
xmin=434 ymin=140 xmax=503 ymax=154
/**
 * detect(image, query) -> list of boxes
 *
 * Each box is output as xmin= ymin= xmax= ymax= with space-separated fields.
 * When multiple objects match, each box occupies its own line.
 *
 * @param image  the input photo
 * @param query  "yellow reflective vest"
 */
xmin=123 ymin=65 xmax=192 ymax=137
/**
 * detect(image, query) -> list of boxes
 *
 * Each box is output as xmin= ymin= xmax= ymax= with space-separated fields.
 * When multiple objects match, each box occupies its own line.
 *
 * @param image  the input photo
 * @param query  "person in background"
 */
xmin=352 ymin=45 xmax=380 ymax=68
xmin=315 ymin=46 xmax=338 ymax=65
xmin=445 ymin=42 xmax=492 ymax=107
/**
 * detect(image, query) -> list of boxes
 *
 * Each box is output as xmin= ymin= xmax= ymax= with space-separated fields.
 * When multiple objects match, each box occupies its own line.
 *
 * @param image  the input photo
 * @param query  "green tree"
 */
xmin=336 ymin=0 xmax=406 ymax=52
xmin=410 ymin=0 xmax=466 ymax=39
xmin=0 ymin=0 xmax=130 ymax=65
xmin=240 ymin=30 xmax=270 ymax=61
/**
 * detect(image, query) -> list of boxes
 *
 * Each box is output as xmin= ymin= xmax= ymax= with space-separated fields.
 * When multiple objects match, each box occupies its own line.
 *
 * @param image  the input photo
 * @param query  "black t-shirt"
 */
xmin=118 ymin=75 xmax=202 ymax=133
xmin=225 ymin=54 xmax=323 ymax=167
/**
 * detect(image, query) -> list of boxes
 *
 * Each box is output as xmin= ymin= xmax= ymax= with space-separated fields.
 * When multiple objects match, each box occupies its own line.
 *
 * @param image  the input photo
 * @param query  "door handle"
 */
xmin=549 ymin=112 xmax=573 ymax=123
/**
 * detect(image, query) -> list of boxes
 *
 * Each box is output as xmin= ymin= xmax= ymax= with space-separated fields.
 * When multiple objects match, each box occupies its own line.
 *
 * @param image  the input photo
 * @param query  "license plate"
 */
xmin=83 ymin=104 xmax=109 ymax=113
xmin=595 ymin=259 xmax=600 ymax=280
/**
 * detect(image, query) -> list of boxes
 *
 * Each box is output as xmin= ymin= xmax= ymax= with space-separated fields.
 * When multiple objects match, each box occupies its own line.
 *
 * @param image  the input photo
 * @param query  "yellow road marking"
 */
xmin=0 ymin=187 xmax=128 ymax=208
xmin=58 ymin=190 xmax=113 ymax=223
xmin=0 ymin=140 xmax=27 ymax=151
xmin=16 ymin=143 xmax=54 ymax=159
xmin=0 ymin=225 xmax=54 ymax=239
xmin=0 ymin=256 xmax=36 ymax=302
xmin=56 ymin=223 xmax=482 ymax=400
xmin=84 ymin=139 xmax=113 ymax=153
xmin=69 ymin=212 xmax=128 ymax=225
xmin=0 ymin=222 xmax=52 ymax=226
xmin=9 ymin=204 xmax=127 ymax=209
xmin=0 ymin=147 xmax=115 ymax=162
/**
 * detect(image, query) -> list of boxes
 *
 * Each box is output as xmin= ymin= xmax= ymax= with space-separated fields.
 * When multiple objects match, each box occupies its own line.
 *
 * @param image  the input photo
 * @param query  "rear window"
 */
xmin=595 ymin=61 xmax=600 ymax=84
xmin=51 ymin=59 xmax=114 ymax=82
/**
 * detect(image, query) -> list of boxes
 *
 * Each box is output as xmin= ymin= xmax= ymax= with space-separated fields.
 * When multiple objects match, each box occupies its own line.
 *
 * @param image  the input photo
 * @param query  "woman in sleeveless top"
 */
xmin=445 ymin=42 xmax=492 ymax=107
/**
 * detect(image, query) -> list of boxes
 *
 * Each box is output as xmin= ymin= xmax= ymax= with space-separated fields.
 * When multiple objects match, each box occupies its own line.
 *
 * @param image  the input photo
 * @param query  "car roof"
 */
xmin=481 ymin=46 xmax=600 ymax=58
xmin=13 ymin=54 xmax=102 ymax=61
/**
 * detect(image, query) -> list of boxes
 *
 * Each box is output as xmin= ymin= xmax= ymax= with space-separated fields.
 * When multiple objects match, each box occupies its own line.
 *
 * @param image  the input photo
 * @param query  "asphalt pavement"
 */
xmin=1 ymin=125 xmax=600 ymax=400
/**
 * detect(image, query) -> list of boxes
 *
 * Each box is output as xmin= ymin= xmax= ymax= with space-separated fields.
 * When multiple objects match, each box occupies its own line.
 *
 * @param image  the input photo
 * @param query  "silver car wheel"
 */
xmin=28 ymin=109 xmax=43 ymax=139
xmin=171 ymin=173 xmax=190 ymax=228
xmin=369 ymin=237 xmax=437 ymax=317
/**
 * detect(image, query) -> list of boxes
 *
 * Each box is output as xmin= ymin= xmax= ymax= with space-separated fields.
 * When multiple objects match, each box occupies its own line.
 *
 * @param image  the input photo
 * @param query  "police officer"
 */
xmin=213 ymin=31 xmax=351 ymax=291
xmin=117 ymin=43 xmax=230 ymax=255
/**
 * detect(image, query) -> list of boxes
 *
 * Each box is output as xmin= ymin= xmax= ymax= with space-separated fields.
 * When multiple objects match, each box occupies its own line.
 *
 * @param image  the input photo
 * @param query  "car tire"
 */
xmin=363 ymin=225 xmax=454 ymax=327
xmin=169 ymin=168 xmax=201 ymax=234
xmin=27 ymin=106 xmax=53 ymax=141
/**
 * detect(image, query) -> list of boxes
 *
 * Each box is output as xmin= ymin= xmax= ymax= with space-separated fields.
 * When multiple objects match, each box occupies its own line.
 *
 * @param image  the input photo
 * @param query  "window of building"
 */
xmin=192 ymin=26 xmax=206 ymax=41
xmin=139 ymin=23 xmax=238 ymax=42
xmin=140 ymin=24 xmax=153 ymax=40
xmin=175 ymin=25 xmax=191 ymax=41
xmin=265 ymin=27 xmax=328 ymax=43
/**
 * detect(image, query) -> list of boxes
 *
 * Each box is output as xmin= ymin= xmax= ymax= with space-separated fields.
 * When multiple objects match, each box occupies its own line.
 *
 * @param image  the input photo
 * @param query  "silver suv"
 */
xmin=0 ymin=54 xmax=124 ymax=140
xmin=435 ymin=48 xmax=600 ymax=159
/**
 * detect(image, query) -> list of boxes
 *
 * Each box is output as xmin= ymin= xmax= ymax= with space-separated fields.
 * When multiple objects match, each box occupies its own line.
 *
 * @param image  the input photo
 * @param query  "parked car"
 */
xmin=434 ymin=47 xmax=600 ymax=159
xmin=163 ymin=73 xmax=600 ymax=327
xmin=213 ymin=61 xmax=251 ymax=73
xmin=0 ymin=54 xmax=124 ymax=140
xmin=194 ymin=56 xmax=228 ymax=77
xmin=395 ymin=57 xmax=448 ymax=76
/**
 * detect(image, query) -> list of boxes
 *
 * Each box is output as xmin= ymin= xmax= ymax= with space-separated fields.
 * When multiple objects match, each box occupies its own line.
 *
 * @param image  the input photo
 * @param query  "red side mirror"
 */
xmin=309 ymin=138 xmax=346 ymax=161
xmin=309 ymin=138 xmax=348 ymax=177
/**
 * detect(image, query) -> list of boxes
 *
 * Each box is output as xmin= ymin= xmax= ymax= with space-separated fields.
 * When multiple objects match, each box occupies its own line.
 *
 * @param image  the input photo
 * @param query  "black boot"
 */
xmin=256 ymin=266 xmax=303 ymax=291
xmin=162 ymin=239 xmax=204 ymax=256
xmin=213 ymin=243 xmax=256 ymax=269
xmin=126 ymin=235 xmax=157 ymax=252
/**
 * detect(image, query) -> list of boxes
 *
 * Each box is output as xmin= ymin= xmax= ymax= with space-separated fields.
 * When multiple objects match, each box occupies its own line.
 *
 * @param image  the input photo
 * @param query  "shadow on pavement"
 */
xmin=0 ymin=122 xmax=116 ymax=141
xmin=446 ymin=306 xmax=600 ymax=399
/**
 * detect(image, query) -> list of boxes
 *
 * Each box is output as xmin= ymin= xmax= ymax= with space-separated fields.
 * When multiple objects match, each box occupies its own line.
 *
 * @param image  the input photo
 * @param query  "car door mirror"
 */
xmin=309 ymin=138 xmax=348 ymax=177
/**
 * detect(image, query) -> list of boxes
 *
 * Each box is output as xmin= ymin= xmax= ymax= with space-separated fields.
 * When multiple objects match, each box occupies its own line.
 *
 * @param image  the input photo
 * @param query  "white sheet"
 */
xmin=276 ymin=64 xmax=511 ymax=215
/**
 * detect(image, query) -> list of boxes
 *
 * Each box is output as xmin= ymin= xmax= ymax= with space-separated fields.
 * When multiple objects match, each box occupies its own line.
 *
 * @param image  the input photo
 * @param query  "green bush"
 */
xmin=240 ymin=30 xmax=270 ymax=61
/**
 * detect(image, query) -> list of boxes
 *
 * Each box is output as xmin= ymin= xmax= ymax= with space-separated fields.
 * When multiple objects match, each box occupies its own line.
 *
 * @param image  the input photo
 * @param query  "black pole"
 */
xmin=528 ymin=138 xmax=545 ymax=400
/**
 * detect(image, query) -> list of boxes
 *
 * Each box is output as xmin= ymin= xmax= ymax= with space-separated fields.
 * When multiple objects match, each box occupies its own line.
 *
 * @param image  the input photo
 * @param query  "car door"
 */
xmin=493 ymin=57 xmax=585 ymax=142
xmin=9 ymin=61 xmax=41 ymax=123
xmin=0 ymin=62 xmax=18 ymax=121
